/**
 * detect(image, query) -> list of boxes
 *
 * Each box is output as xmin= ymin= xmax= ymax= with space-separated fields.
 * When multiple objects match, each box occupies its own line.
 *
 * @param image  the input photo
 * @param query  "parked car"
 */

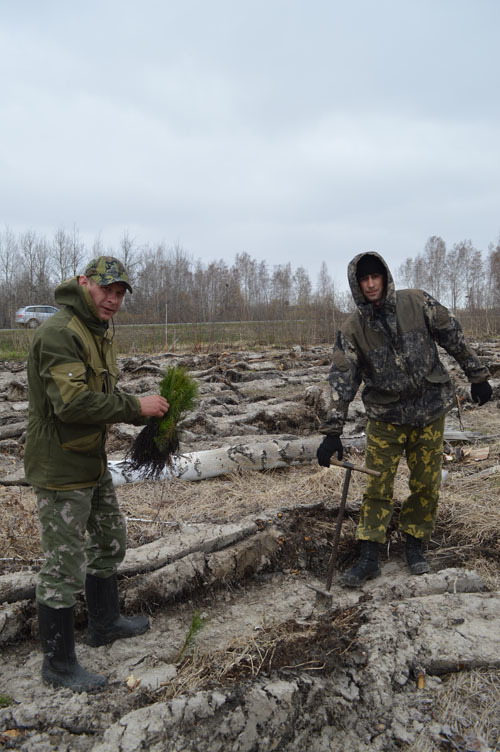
xmin=14 ymin=305 xmax=59 ymax=328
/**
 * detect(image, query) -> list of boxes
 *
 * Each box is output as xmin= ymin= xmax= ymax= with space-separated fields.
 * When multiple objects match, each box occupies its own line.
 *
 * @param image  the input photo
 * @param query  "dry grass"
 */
xmin=412 ymin=668 xmax=500 ymax=752
xmin=435 ymin=468 xmax=500 ymax=589
xmin=432 ymin=407 xmax=500 ymax=590
xmin=0 ymin=485 xmax=42 ymax=570
xmin=121 ymin=461 xmax=362 ymax=523
xmin=151 ymin=606 xmax=361 ymax=702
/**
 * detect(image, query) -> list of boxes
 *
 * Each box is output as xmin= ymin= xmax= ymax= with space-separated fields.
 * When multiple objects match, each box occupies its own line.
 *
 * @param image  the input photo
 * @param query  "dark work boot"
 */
xmin=86 ymin=573 xmax=150 ymax=647
xmin=38 ymin=602 xmax=107 ymax=692
xmin=405 ymin=534 xmax=430 ymax=575
xmin=341 ymin=541 xmax=381 ymax=587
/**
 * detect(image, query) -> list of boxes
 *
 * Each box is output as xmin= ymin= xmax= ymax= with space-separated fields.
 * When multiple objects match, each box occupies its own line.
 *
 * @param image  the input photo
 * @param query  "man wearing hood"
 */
xmin=25 ymin=256 xmax=169 ymax=691
xmin=317 ymin=252 xmax=492 ymax=587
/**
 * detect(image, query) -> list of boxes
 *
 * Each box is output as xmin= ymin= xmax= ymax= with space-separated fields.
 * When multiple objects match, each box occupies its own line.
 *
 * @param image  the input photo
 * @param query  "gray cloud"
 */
xmin=1 ymin=0 xmax=499 ymax=288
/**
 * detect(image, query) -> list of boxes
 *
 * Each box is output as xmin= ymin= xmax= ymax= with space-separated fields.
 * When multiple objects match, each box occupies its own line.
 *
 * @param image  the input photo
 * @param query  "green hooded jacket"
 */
xmin=24 ymin=277 xmax=142 ymax=490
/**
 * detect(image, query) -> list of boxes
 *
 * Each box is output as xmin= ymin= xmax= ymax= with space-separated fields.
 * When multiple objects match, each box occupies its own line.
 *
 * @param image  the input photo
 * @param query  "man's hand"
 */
xmin=470 ymin=381 xmax=492 ymax=406
xmin=317 ymin=435 xmax=343 ymax=467
xmin=139 ymin=395 xmax=170 ymax=417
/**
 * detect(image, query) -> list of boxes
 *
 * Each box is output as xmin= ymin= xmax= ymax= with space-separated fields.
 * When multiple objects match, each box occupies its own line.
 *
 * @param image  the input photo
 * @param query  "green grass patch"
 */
xmin=0 ymin=330 xmax=32 ymax=360
xmin=112 ymin=319 xmax=332 ymax=354
xmin=0 ymin=318 xmax=336 ymax=360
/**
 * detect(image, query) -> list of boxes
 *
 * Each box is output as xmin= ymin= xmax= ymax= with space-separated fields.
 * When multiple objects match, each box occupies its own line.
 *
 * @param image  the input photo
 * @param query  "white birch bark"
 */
xmin=107 ymin=429 xmax=474 ymax=487
xmin=108 ymin=436 xmax=324 ymax=486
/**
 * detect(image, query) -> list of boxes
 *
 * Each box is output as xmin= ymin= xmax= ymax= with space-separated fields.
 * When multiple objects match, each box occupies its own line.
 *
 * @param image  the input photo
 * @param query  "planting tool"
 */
xmin=307 ymin=459 xmax=381 ymax=598
xmin=455 ymin=394 xmax=465 ymax=432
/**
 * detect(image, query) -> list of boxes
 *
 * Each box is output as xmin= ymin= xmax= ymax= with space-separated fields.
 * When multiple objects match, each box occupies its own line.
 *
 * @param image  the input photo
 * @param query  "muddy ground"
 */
xmin=1 ymin=343 xmax=500 ymax=751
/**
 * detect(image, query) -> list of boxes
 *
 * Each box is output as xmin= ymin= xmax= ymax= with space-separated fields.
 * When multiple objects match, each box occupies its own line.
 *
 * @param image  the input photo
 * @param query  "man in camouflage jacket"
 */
xmin=25 ymin=256 xmax=169 ymax=691
xmin=317 ymin=252 xmax=492 ymax=587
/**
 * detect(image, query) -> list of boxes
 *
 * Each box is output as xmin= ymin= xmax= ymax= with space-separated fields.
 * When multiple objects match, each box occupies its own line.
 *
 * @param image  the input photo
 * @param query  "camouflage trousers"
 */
xmin=34 ymin=470 xmax=127 ymax=608
xmin=356 ymin=416 xmax=445 ymax=544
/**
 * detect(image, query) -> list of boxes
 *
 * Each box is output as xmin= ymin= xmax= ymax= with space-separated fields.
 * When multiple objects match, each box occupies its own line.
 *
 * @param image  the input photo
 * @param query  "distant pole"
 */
xmin=165 ymin=297 xmax=168 ymax=351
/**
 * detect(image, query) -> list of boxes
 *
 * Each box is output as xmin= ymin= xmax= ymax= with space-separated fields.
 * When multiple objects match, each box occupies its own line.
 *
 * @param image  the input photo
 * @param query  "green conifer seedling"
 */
xmin=127 ymin=366 xmax=198 ymax=479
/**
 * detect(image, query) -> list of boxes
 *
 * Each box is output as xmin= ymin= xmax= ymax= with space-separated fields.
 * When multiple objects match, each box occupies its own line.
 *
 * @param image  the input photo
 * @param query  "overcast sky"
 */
xmin=1 ymin=0 xmax=499 ymax=291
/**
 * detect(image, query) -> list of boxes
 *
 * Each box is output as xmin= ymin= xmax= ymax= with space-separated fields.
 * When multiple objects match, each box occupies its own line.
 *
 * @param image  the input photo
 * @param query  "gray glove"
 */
xmin=317 ymin=435 xmax=343 ymax=467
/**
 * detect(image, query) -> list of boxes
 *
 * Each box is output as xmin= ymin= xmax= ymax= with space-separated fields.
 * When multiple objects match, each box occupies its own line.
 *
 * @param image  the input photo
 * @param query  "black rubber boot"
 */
xmin=405 ymin=534 xmax=430 ymax=575
xmin=38 ymin=602 xmax=107 ymax=692
xmin=86 ymin=573 xmax=150 ymax=647
xmin=341 ymin=541 xmax=381 ymax=587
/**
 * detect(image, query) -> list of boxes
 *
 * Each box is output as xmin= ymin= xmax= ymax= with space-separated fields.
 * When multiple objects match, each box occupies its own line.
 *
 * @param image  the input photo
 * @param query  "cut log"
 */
xmin=0 ymin=422 xmax=27 ymax=440
xmin=0 ymin=600 xmax=33 ymax=645
xmin=108 ymin=436 xmax=325 ymax=486
xmin=106 ymin=430 xmax=492 ymax=487
xmin=0 ymin=570 xmax=38 ymax=604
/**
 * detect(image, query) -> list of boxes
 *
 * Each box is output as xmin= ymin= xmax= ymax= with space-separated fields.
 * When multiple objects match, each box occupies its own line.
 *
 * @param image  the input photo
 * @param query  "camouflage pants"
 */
xmin=356 ymin=416 xmax=445 ymax=544
xmin=34 ymin=470 xmax=127 ymax=608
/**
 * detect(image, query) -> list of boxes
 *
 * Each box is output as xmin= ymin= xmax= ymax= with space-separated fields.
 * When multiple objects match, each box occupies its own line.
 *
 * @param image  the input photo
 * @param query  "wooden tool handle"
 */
xmin=329 ymin=458 xmax=381 ymax=477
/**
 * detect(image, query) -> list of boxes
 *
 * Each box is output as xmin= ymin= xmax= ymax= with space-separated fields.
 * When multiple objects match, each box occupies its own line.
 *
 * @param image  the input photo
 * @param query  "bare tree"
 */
xmin=232 ymin=252 xmax=259 ymax=319
xmin=69 ymin=225 xmax=85 ymax=276
xmin=0 ymin=228 xmax=20 ymax=326
xmin=256 ymin=261 xmax=270 ymax=311
xmin=19 ymin=231 xmax=39 ymax=302
xmin=34 ymin=236 xmax=52 ymax=300
xmin=462 ymin=242 xmax=484 ymax=311
xmin=271 ymin=263 xmax=292 ymax=314
xmin=395 ymin=257 xmax=415 ymax=288
xmin=168 ymin=245 xmax=194 ymax=322
xmin=423 ymin=236 xmax=447 ymax=299
xmin=119 ymin=231 xmax=139 ymax=274
xmin=316 ymin=261 xmax=335 ymax=303
xmin=51 ymin=228 xmax=72 ymax=283
xmin=17 ymin=230 xmax=52 ymax=303
xmin=315 ymin=261 xmax=338 ymax=341
xmin=445 ymin=242 xmax=467 ymax=312
xmin=90 ymin=233 xmax=104 ymax=260
xmin=413 ymin=254 xmax=429 ymax=290
xmin=133 ymin=243 xmax=169 ymax=322
xmin=293 ymin=266 xmax=312 ymax=307
xmin=487 ymin=237 xmax=500 ymax=306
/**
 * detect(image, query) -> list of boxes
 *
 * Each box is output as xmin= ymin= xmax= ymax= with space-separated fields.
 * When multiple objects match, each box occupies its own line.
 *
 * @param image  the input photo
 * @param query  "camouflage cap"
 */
xmin=84 ymin=256 xmax=133 ymax=293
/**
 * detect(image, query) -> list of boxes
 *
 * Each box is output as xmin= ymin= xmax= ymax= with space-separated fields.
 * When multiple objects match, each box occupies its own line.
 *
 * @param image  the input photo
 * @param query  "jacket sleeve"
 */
xmin=319 ymin=330 xmax=362 ymax=435
xmin=34 ymin=326 xmax=143 ymax=425
xmin=422 ymin=292 xmax=491 ymax=383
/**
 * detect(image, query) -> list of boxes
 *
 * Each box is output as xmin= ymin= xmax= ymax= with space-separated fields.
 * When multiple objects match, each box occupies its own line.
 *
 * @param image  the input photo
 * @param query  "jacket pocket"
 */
xmin=331 ymin=349 xmax=352 ymax=372
xmin=363 ymin=387 xmax=400 ymax=405
xmin=424 ymin=365 xmax=451 ymax=384
xmin=61 ymin=431 xmax=102 ymax=454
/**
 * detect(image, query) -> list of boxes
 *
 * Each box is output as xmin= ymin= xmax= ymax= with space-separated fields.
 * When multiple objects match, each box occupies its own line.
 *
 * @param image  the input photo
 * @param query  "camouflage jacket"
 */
xmin=24 ymin=277 xmax=142 ymax=490
xmin=321 ymin=252 xmax=490 ymax=434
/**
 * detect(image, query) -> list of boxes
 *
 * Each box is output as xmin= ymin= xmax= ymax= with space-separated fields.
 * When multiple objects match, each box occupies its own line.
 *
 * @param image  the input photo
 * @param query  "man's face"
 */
xmin=359 ymin=273 xmax=385 ymax=305
xmin=79 ymin=277 xmax=127 ymax=320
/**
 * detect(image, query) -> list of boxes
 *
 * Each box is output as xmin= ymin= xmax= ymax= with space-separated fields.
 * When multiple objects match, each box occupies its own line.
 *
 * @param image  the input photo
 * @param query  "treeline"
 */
xmin=0 ymin=228 xmax=345 ymax=334
xmin=396 ymin=235 xmax=500 ymax=313
xmin=1 ymin=226 xmax=500 ymax=336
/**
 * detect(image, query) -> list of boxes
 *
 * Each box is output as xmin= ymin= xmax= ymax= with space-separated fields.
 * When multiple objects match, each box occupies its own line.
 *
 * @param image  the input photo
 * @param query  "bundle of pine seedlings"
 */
xmin=127 ymin=366 xmax=199 ymax=480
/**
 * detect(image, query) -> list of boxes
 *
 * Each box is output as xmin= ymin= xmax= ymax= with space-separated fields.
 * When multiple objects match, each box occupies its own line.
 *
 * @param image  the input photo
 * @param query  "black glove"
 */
xmin=470 ymin=381 xmax=492 ymax=406
xmin=317 ymin=435 xmax=343 ymax=467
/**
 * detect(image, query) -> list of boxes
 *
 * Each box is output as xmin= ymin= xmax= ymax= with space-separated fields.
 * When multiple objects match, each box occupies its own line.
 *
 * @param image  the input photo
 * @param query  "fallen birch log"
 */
xmin=0 ymin=430 xmax=483 ymax=488
xmin=107 ymin=428 xmax=483 ymax=487
xmin=0 ymin=422 xmax=27 ymax=440
xmin=108 ymin=435 xmax=365 ymax=486
xmin=122 ymin=530 xmax=280 ymax=611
